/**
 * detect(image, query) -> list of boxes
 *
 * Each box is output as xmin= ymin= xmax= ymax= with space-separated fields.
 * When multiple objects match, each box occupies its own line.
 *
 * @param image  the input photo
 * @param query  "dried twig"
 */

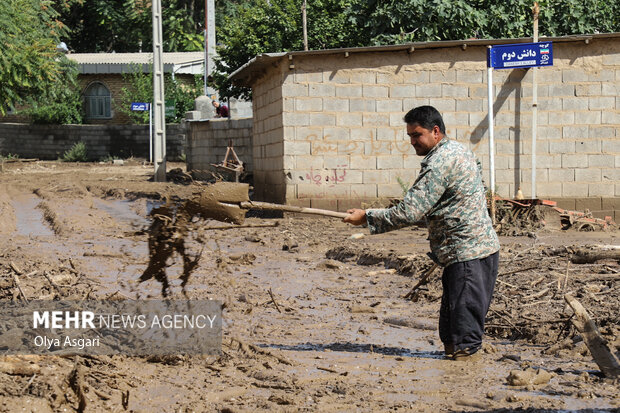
xmin=404 ymin=263 xmax=440 ymax=299
xmin=268 ymin=288 xmax=282 ymax=313
xmin=11 ymin=273 xmax=29 ymax=303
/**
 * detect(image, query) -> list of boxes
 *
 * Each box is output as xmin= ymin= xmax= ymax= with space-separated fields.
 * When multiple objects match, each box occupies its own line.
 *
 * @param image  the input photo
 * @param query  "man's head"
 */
xmin=212 ymin=100 xmax=220 ymax=108
xmin=404 ymin=106 xmax=445 ymax=156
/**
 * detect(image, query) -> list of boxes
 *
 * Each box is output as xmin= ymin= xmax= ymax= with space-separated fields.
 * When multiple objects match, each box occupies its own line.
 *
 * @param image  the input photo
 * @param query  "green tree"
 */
xmin=118 ymin=65 xmax=202 ymax=124
xmin=0 ymin=0 xmax=73 ymax=114
xmin=25 ymin=56 xmax=84 ymax=124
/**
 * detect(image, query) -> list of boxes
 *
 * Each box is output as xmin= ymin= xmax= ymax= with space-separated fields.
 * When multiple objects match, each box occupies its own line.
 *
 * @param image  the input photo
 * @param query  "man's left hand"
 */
xmin=343 ymin=209 xmax=367 ymax=226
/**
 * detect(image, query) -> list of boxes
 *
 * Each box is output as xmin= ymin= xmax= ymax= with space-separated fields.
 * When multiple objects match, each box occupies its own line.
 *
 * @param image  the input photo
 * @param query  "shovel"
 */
xmin=187 ymin=182 xmax=348 ymax=225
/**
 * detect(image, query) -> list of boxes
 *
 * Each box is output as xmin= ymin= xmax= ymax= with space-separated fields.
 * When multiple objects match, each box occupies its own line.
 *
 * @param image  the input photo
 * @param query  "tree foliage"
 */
xmin=24 ymin=57 xmax=84 ymax=124
xmin=117 ymin=65 xmax=203 ymax=124
xmin=213 ymin=0 xmax=619 ymax=99
xmin=0 ymin=0 xmax=73 ymax=114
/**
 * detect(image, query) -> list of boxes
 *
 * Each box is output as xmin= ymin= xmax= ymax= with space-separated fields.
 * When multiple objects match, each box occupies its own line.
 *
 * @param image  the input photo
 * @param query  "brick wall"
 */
xmin=247 ymin=37 xmax=619 ymax=216
xmin=0 ymin=123 xmax=186 ymax=161
xmin=186 ymin=118 xmax=253 ymax=177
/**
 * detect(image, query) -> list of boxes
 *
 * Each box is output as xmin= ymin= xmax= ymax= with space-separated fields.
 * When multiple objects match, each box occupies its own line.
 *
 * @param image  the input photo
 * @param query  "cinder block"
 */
xmin=378 ymin=183 xmax=403 ymax=198
xmin=363 ymin=170 xmax=390 ymax=184
xmin=403 ymin=98 xmax=430 ymax=110
xmin=428 ymin=98 xmax=456 ymax=112
xmin=575 ymin=84 xmax=601 ymax=96
xmin=283 ymin=112 xmax=309 ymax=126
xmin=283 ymin=141 xmax=310 ymax=156
xmin=340 ymin=169 xmax=363 ymax=184
xmin=377 ymin=155 xmax=403 ymax=170
xmin=562 ymin=70 xmax=589 ymax=82
xmin=430 ymin=71 xmax=456 ymax=83
xmin=324 ymin=98 xmax=349 ymax=112
xmin=363 ymin=113 xmax=390 ymax=126
xmin=310 ymin=84 xmax=335 ymax=97
xmin=403 ymin=71 xmax=429 ymax=83
xmin=602 ymin=168 xmax=620 ymax=181
xmin=282 ymin=83 xmax=308 ymax=97
xmin=549 ymin=84 xmax=576 ymax=97
xmin=295 ymin=98 xmax=322 ymax=112
xmin=601 ymin=83 xmax=617 ymax=96
xmin=336 ymin=85 xmax=363 ymax=98
xmin=324 ymin=155 xmax=349 ymax=169
xmin=456 ymin=71 xmax=483 ymax=84
xmin=601 ymin=111 xmax=620 ymax=125
xmin=363 ymin=85 xmax=389 ymax=98
xmin=350 ymin=128 xmax=375 ymax=141
xmin=548 ymin=111 xmax=575 ymax=125
xmin=376 ymin=127 xmax=398 ymax=141
xmin=309 ymin=198 xmax=339 ymax=211
xmin=589 ymin=184 xmax=615 ymax=197
xmin=297 ymin=183 xmax=325 ymax=198
xmin=536 ymin=182 xmax=562 ymax=198
xmin=589 ymin=97 xmax=615 ymax=110
xmin=602 ymin=53 xmax=620 ymax=65
xmin=350 ymin=72 xmax=377 ymax=84
xmin=562 ymin=98 xmax=588 ymax=111
xmin=575 ymin=140 xmax=601 ymax=153
xmin=562 ymin=154 xmax=588 ymax=168
xmin=602 ymin=197 xmax=620 ymax=210
xmin=388 ymin=85 xmax=415 ymax=98
xmin=323 ymin=127 xmax=350 ymax=141
xmin=574 ymin=197 xmax=602 ymax=211
xmin=562 ymin=126 xmax=588 ymax=139
xmin=309 ymin=113 xmax=336 ymax=126
xmin=350 ymin=155 xmax=376 ymax=169
xmin=575 ymin=111 xmax=601 ymax=125
xmin=457 ymin=99 xmax=483 ymax=112
xmin=376 ymin=100 xmax=403 ymax=112
xmin=350 ymin=99 xmax=376 ymax=112
xmin=296 ymin=155 xmax=324 ymax=169
xmin=588 ymin=154 xmax=615 ymax=168
xmin=288 ymin=198 xmax=311 ymax=208
xmin=575 ymin=168 xmax=602 ymax=182
xmin=417 ymin=84 xmax=442 ymax=98
xmin=592 ymin=127 xmax=616 ymax=140
xmin=351 ymin=184 xmax=377 ymax=199
xmin=376 ymin=72 xmax=403 ymax=84
xmin=562 ymin=182 xmax=589 ymax=197
xmin=336 ymin=113 xmax=363 ymax=127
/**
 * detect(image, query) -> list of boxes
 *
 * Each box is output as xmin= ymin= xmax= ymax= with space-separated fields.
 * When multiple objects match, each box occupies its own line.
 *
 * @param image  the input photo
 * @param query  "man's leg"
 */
xmin=439 ymin=252 xmax=499 ymax=355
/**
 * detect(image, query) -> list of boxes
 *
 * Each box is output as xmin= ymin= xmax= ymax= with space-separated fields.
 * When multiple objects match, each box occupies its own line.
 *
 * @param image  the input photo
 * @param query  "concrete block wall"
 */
xmin=262 ymin=37 xmax=620 ymax=214
xmin=0 ymin=123 xmax=186 ymax=161
xmin=185 ymin=118 xmax=253 ymax=175
xmin=251 ymin=66 xmax=287 ymax=202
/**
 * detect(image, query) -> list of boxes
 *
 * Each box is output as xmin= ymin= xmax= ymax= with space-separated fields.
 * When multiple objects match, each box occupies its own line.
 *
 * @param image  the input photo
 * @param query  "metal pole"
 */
xmin=149 ymin=103 xmax=153 ymax=163
xmin=302 ymin=0 xmax=308 ymax=51
xmin=487 ymin=48 xmax=496 ymax=223
xmin=152 ymin=0 xmax=166 ymax=182
xmin=204 ymin=0 xmax=208 ymax=95
xmin=531 ymin=1 xmax=540 ymax=199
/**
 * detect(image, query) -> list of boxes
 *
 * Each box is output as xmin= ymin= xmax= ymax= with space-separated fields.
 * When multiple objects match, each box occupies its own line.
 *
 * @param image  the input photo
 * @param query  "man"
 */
xmin=212 ymin=100 xmax=229 ymax=118
xmin=344 ymin=105 xmax=500 ymax=360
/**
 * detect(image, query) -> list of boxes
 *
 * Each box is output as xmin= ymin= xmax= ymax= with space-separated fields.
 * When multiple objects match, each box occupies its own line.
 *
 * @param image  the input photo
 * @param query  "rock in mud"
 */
xmin=316 ymin=259 xmax=343 ymax=270
xmin=349 ymin=305 xmax=375 ymax=314
xmin=507 ymin=368 xmax=554 ymax=386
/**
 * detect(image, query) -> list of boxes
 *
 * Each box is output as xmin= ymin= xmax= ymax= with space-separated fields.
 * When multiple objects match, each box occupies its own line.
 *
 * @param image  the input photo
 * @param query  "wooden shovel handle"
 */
xmin=240 ymin=201 xmax=348 ymax=219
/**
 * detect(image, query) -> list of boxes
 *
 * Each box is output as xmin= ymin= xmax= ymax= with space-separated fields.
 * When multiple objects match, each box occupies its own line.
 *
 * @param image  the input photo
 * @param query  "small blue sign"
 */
xmin=131 ymin=102 xmax=150 ymax=111
xmin=487 ymin=42 xmax=553 ymax=69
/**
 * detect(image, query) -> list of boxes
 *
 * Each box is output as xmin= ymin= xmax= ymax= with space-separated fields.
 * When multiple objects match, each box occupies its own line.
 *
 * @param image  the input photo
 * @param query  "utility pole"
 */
xmin=204 ymin=0 xmax=216 ymax=96
xmin=531 ymin=1 xmax=540 ymax=199
xmin=302 ymin=0 xmax=308 ymax=51
xmin=152 ymin=0 xmax=166 ymax=182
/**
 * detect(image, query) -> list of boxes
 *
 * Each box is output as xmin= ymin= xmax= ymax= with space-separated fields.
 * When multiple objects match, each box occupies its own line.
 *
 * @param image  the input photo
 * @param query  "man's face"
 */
xmin=212 ymin=101 xmax=219 ymax=108
xmin=407 ymin=123 xmax=442 ymax=156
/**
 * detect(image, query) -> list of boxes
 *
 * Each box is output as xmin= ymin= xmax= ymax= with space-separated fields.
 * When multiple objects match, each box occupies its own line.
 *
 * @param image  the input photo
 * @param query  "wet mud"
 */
xmin=0 ymin=161 xmax=618 ymax=412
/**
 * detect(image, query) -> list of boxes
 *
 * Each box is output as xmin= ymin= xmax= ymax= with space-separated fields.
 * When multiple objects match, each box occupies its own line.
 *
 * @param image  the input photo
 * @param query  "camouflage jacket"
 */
xmin=366 ymin=138 xmax=500 ymax=266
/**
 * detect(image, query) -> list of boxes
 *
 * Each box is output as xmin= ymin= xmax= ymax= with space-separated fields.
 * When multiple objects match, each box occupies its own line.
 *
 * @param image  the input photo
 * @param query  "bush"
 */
xmin=62 ymin=142 xmax=87 ymax=162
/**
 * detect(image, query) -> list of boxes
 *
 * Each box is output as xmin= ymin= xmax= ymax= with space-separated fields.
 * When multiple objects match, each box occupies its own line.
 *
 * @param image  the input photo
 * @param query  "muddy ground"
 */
xmin=0 ymin=160 xmax=618 ymax=412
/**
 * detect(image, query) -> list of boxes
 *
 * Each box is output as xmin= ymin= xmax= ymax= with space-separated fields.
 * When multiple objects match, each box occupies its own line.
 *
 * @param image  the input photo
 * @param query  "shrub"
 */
xmin=62 ymin=142 xmax=87 ymax=162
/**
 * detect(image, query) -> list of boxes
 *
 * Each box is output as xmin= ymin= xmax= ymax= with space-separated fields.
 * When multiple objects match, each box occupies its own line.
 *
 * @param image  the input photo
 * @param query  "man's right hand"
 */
xmin=343 ymin=209 xmax=367 ymax=226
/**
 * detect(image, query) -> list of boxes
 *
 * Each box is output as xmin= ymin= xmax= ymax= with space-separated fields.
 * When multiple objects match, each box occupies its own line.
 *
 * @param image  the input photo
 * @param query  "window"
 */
xmin=84 ymin=82 xmax=111 ymax=119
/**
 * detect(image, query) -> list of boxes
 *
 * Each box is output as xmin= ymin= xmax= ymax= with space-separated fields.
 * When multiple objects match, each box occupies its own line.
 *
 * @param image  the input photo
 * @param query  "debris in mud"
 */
xmin=506 ymin=368 xmax=554 ymax=386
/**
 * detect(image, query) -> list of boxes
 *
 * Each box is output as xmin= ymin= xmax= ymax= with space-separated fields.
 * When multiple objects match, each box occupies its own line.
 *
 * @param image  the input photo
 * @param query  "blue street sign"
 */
xmin=131 ymin=102 xmax=150 ymax=111
xmin=487 ymin=42 xmax=553 ymax=69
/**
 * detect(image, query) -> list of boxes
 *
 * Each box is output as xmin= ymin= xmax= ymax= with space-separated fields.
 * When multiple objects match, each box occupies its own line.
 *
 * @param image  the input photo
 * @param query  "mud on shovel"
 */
xmin=188 ymin=182 xmax=348 ymax=225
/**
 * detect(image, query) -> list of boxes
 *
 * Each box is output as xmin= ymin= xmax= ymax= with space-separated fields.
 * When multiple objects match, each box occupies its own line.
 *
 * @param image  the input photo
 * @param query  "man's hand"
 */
xmin=343 ymin=208 xmax=367 ymax=226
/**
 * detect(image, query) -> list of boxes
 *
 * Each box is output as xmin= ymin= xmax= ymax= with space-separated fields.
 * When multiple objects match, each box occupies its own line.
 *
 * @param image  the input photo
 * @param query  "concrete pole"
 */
xmin=302 ymin=0 xmax=308 ymax=51
xmin=152 ymin=0 xmax=166 ymax=182
xmin=487 ymin=47 xmax=496 ymax=224
xmin=531 ymin=2 xmax=540 ymax=199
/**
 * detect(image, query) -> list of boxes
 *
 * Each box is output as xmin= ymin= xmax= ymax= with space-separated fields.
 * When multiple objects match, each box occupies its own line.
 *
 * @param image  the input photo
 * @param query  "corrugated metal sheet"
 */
xmin=68 ymin=52 xmax=204 ymax=74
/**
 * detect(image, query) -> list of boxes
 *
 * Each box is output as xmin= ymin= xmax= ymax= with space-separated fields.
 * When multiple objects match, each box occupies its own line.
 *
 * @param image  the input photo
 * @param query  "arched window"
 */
xmin=84 ymin=82 xmax=111 ymax=119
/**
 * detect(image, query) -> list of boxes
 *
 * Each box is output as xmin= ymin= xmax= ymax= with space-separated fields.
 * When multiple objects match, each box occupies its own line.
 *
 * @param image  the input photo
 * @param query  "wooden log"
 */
xmin=564 ymin=294 xmax=620 ymax=378
xmin=570 ymin=248 xmax=620 ymax=264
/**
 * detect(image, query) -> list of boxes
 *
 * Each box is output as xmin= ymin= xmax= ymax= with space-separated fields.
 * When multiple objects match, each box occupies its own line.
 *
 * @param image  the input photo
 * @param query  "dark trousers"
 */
xmin=439 ymin=251 xmax=499 ymax=352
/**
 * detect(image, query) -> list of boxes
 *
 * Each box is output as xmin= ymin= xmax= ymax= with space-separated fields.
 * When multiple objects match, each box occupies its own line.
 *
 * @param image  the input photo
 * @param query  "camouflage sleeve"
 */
xmin=476 ymin=158 xmax=488 ymax=191
xmin=366 ymin=168 xmax=446 ymax=235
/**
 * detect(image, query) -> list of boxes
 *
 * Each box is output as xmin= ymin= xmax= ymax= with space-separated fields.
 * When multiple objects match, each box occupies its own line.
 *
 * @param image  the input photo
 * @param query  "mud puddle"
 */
xmin=92 ymin=198 xmax=148 ymax=228
xmin=11 ymin=193 xmax=54 ymax=237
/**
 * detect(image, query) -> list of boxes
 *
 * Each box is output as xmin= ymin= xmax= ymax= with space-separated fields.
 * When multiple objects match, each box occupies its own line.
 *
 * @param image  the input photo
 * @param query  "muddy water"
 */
xmin=11 ymin=193 xmax=54 ymax=237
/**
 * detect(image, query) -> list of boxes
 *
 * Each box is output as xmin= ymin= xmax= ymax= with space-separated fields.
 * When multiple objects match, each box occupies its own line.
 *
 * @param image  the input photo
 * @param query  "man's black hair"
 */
xmin=403 ymin=105 xmax=446 ymax=134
